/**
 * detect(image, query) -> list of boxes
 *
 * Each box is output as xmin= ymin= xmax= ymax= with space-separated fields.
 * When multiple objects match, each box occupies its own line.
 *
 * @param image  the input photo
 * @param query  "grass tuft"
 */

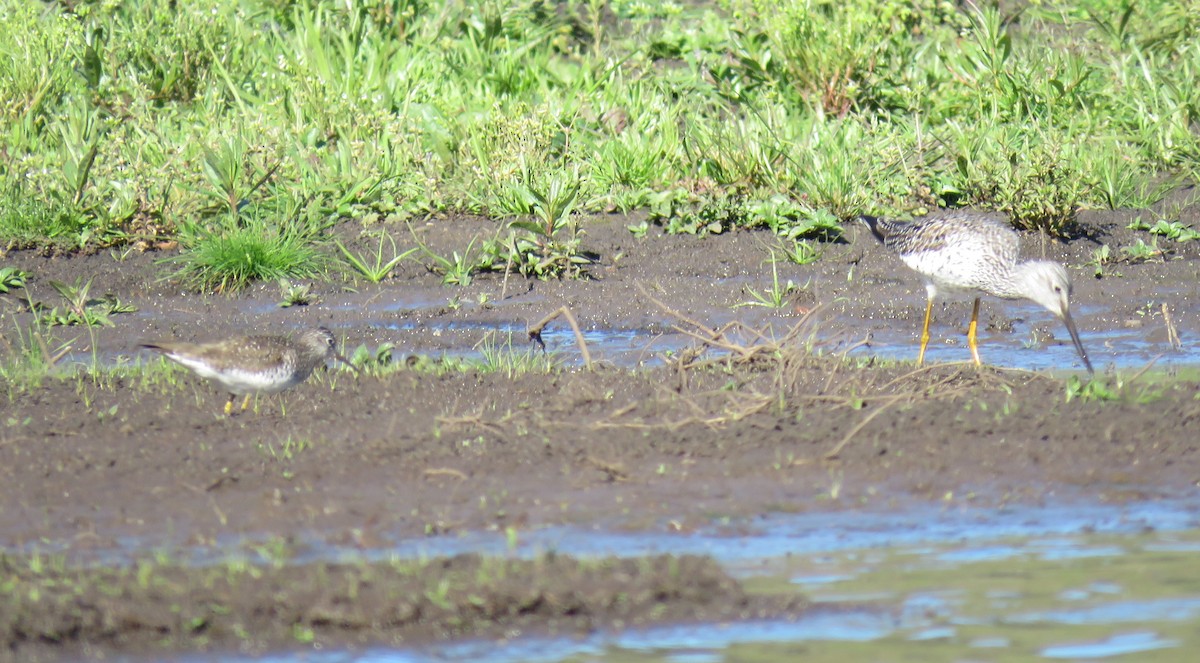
xmin=167 ymin=216 xmax=328 ymax=293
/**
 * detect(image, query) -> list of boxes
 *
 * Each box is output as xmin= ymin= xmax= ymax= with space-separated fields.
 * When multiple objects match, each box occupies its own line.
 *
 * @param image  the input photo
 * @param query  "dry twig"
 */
xmin=528 ymin=306 xmax=593 ymax=369
xmin=423 ymin=468 xmax=468 ymax=481
xmin=586 ymin=456 xmax=630 ymax=482
xmin=1163 ymin=303 xmax=1182 ymax=350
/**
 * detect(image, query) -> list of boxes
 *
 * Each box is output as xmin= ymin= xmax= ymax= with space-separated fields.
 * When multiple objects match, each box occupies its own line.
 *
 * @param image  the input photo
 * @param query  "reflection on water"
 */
xmin=56 ymin=285 xmax=1197 ymax=372
xmin=851 ymin=306 xmax=1195 ymax=373
xmin=159 ymin=501 xmax=1200 ymax=663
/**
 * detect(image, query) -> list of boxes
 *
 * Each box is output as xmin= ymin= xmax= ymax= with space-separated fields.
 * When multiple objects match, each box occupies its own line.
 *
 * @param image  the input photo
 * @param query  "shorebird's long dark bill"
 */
xmin=1062 ymin=310 xmax=1094 ymax=375
xmin=334 ymin=352 xmax=362 ymax=375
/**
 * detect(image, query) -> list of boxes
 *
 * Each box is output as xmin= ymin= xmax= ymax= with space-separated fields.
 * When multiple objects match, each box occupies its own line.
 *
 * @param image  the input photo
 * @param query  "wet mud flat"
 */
xmin=0 ymin=552 xmax=808 ymax=661
xmin=2 ymin=208 xmax=1200 ymax=660
xmin=4 ymin=206 xmax=1198 ymax=375
xmin=3 ymin=349 xmax=1199 ymax=554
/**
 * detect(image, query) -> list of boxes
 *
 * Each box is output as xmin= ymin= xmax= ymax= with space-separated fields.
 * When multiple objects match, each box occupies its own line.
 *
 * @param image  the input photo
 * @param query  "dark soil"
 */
xmin=1 ymin=552 xmax=809 ymax=662
xmin=1 ymin=202 xmax=1199 ymax=659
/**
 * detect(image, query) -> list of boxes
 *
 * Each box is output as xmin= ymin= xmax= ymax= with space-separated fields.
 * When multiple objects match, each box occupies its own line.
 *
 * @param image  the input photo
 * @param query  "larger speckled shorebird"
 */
xmin=860 ymin=212 xmax=1094 ymax=374
xmin=140 ymin=327 xmax=357 ymax=415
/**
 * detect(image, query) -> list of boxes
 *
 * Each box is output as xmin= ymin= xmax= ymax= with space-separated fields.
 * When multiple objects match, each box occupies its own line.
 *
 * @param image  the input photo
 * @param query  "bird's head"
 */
xmin=1015 ymin=261 xmax=1094 ymax=374
xmin=299 ymin=327 xmax=338 ymax=357
xmin=300 ymin=327 xmax=361 ymax=374
xmin=1015 ymin=261 xmax=1073 ymax=318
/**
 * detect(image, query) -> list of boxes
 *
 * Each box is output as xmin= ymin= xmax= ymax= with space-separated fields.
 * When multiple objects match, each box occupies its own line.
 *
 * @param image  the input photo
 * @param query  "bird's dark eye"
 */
xmin=1054 ymin=286 xmax=1062 ymax=293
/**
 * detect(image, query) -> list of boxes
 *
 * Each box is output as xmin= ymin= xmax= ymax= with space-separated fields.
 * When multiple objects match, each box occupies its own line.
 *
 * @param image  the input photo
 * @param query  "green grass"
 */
xmin=166 ymin=213 xmax=329 ymax=292
xmin=348 ymin=332 xmax=559 ymax=378
xmin=336 ymin=232 xmax=416 ymax=283
xmin=41 ymin=277 xmax=137 ymax=327
xmin=0 ymin=314 xmax=70 ymax=391
xmin=2 ymin=0 xmax=1199 ymax=261
xmin=735 ymin=252 xmax=802 ymax=309
xmin=0 ymin=185 xmax=94 ymax=249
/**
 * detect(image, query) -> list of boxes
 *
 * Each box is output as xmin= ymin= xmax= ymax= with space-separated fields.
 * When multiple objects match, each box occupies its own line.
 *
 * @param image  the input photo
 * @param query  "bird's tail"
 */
xmin=859 ymin=214 xmax=888 ymax=243
xmin=857 ymin=215 xmax=891 ymax=244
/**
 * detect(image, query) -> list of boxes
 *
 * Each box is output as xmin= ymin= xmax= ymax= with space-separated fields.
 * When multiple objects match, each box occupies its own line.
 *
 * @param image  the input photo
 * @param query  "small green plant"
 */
xmin=1126 ymin=215 xmax=1198 ymax=242
xmin=259 ymin=435 xmax=311 ymax=462
xmin=41 ymin=278 xmax=137 ymax=327
xmin=777 ymin=239 xmax=822 ymax=266
xmin=750 ymin=199 xmax=844 ymax=243
xmin=277 ymin=279 xmax=314 ymax=308
xmin=627 ymin=220 xmax=650 ymax=238
xmin=195 ymin=138 xmax=281 ymax=221
xmin=499 ymin=166 xmax=592 ymax=279
xmin=473 ymin=331 xmax=556 ymax=377
xmin=1121 ymin=238 xmax=1164 ymax=263
xmin=735 ymin=254 xmax=802 ymax=309
xmin=1065 ymin=376 xmax=1119 ymax=403
xmin=349 ymin=342 xmax=395 ymax=374
xmin=649 ymin=189 xmax=740 ymax=236
xmin=0 ymin=267 xmax=28 ymax=293
xmin=410 ymin=229 xmax=489 ymax=287
xmin=1070 ymin=372 xmax=1161 ymax=403
xmin=0 ymin=312 xmax=73 ymax=388
xmin=336 ymin=233 xmax=416 ymax=283
xmin=1084 ymin=245 xmax=1113 ymax=278
xmin=1147 ymin=219 xmax=1200 ymax=242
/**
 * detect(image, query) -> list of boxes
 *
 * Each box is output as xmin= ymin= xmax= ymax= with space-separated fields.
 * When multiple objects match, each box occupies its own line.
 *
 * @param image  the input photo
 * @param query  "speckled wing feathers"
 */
xmin=201 ymin=336 xmax=292 ymax=374
xmin=861 ymin=213 xmax=1021 ymax=295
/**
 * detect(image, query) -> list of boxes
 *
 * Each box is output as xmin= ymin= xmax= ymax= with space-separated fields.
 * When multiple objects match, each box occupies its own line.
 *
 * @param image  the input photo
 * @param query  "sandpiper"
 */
xmin=140 ymin=327 xmax=358 ymax=415
xmin=860 ymin=212 xmax=1094 ymax=374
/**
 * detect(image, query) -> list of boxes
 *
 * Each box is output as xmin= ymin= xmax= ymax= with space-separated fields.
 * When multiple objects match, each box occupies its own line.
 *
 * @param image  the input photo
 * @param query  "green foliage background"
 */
xmin=2 ymin=0 xmax=1198 ymax=253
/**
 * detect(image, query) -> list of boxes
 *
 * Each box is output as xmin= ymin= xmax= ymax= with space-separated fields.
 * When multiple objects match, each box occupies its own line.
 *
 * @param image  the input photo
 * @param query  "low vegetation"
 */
xmin=1 ymin=0 xmax=1197 ymax=291
xmin=0 ymin=549 xmax=764 ymax=655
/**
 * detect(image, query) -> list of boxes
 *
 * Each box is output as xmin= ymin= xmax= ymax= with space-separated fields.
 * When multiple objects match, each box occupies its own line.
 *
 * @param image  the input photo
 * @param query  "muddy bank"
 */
xmin=1 ymin=551 xmax=809 ymax=661
xmin=2 ymin=202 xmax=1199 ymax=555
xmin=2 ymin=206 xmax=1200 ymax=660
xmin=2 ymin=347 xmax=1198 ymax=562
xmin=3 ymin=206 xmax=1198 ymax=373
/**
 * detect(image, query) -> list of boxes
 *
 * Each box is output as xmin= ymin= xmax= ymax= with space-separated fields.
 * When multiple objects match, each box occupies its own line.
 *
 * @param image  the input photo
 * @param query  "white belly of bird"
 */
xmin=170 ymin=355 xmax=308 ymax=395
xmin=901 ymin=249 xmax=995 ymax=298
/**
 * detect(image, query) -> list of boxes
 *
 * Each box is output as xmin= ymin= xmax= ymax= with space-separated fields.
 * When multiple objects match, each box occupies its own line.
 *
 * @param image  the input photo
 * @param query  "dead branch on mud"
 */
xmin=586 ymin=456 xmax=630 ymax=482
xmin=591 ymin=414 xmax=731 ymax=432
xmin=564 ymin=284 xmax=1049 ymax=439
xmin=528 ymin=306 xmax=593 ymax=369
xmin=1163 ymin=303 xmax=1182 ymax=350
xmin=879 ymin=362 xmax=1046 ymax=393
xmin=636 ymin=282 xmax=827 ymax=369
xmin=435 ymin=409 xmax=510 ymax=437
xmin=422 ymin=467 xmax=468 ymax=481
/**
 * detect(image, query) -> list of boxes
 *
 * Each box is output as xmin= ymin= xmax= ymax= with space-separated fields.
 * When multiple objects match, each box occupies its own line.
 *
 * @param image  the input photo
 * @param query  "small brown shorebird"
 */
xmin=140 ymin=327 xmax=357 ymax=415
xmin=860 ymin=212 xmax=1094 ymax=374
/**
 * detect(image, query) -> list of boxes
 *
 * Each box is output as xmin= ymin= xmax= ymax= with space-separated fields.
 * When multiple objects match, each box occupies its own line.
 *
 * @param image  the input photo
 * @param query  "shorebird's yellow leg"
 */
xmin=967 ymin=297 xmax=982 ymax=366
xmin=224 ymin=395 xmax=235 ymax=416
xmin=240 ymin=394 xmax=252 ymax=412
xmin=917 ymin=295 xmax=934 ymax=366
